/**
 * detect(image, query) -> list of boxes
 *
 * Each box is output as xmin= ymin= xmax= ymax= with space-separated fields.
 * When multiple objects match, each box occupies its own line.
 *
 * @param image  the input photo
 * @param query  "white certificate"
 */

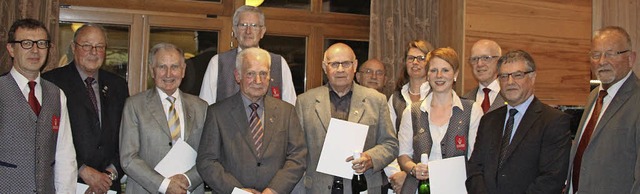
xmin=154 ymin=138 xmax=197 ymax=177
xmin=231 ymin=187 xmax=252 ymax=194
xmin=429 ymin=156 xmax=467 ymax=194
xmin=316 ymin=118 xmax=369 ymax=179
xmin=76 ymin=183 xmax=116 ymax=194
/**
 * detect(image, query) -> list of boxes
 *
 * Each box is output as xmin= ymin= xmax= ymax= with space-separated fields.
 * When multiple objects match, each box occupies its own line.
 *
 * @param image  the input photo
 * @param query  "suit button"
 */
xmin=257 ymin=163 xmax=261 ymax=166
xmin=501 ymin=174 xmax=506 ymax=177
xmin=98 ymin=145 xmax=103 ymax=149
xmin=169 ymin=142 xmax=173 ymax=146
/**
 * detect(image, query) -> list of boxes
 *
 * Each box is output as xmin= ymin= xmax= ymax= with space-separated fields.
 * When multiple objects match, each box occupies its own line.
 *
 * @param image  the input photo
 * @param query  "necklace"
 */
xmin=409 ymin=90 xmax=420 ymax=95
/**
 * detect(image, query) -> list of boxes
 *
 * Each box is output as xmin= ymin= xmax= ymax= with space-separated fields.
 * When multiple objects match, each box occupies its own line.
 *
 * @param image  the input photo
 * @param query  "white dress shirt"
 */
xmin=199 ymin=47 xmax=297 ymax=105
xmin=398 ymin=90 xmax=483 ymax=160
xmin=474 ymin=79 xmax=501 ymax=105
xmin=11 ymin=68 xmax=78 ymax=194
xmin=387 ymin=82 xmax=431 ymax=128
xmin=156 ymin=88 xmax=192 ymax=193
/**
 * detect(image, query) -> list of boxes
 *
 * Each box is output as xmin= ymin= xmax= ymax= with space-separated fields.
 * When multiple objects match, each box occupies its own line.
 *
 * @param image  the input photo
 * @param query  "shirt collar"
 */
xmin=156 ymin=87 xmax=181 ymax=103
xmin=600 ymin=71 xmax=632 ymax=97
xmin=480 ymin=79 xmax=500 ymax=92
xmin=240 ymin=93 xmax=264 ymax=108
xmin=506 ymin=94 xmax=535 ymax=114
xmin=420 ymin=90 xmax=465 ymax=113
xmin=74 ymin=62 xmax=99 ymax=82
xmin=10 ymin=66 xmax=40 ymax=91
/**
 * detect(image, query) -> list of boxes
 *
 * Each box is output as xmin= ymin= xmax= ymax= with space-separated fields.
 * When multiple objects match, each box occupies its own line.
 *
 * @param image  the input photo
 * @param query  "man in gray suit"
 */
xmin=120 ymin=43 xmax=207 ymax=194
xmin=463 ymin=39 xmax=505 ymax=113
xmin=568 ymin=26 xmax=640 ymax=193
xmin=296 ymin=43 xmax=398 ymax=193
xmin=197 ymin=47 xmax=307 ymax=194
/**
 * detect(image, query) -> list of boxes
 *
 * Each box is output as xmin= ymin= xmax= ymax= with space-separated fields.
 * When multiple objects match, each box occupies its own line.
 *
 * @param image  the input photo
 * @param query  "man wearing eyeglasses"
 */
xmin=567 ymin=26 xmax=640 ymax=194
xmin=42 ymin=24 xmax=129 ymax=194
xmin=467 ymin=50 xmax=571 ymax=194
xmin=199 ymin=5 xmax=296 ymax=106
xmin=0 ymin=18 xmax=77 ymax=193
xmin=296 ymin=43 xmax=398 ymax=193
xmin=356 ymin=58 xmax=387 ymax=93
xmin=463 ymin=39 xmax=506 ymax=113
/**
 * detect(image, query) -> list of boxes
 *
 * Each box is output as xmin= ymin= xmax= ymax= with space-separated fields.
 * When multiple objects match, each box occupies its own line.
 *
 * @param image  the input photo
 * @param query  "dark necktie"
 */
xmin=499 ymin=108 xmax=518 ymax=168
xmin=481 ymin=88 xmax=491 ymax=113
xmin=249 ymin=103 xmax=264 ymax=158
xmin=572 ymin=90 xmax=607 ymax=192
xmin=85 ymin=77 xmax=99 ymax=116
xmin=28 ymin=81 xmax=41 ymax=116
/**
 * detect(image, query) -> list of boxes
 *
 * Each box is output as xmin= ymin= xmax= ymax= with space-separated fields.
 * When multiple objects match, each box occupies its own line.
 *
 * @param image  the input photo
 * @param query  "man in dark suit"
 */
xmin=466 ymin=50 xmax=571 ymax=194
xmin=296 ymin=43 xmax=398 ymax=193
xmin=179 ymin=48 xmax=216 ymax=95
xmin=567 ymin=26 xmax=640 ymax=193
xmin=43 ymin=24 xmax=128 ymax=194
xmin=120 ymin=43 xmax=207 ymax=194
xmin=463 ymin=39 xmax=505 ymax=113
xmin=197 ymin=47 xmax=307 ymax=194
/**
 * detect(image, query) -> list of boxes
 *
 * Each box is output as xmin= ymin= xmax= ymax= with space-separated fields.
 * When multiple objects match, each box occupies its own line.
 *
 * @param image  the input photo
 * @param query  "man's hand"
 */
xmin=414 ymin=163 xmax=429 ymax=181
xmin=262 ymin=188 xmax=279 ymax=194
xmin=79 ymin=166 xmax=112 ymax=194
xmin=389 ymin=171 xmax=407 ymax=193
xmin=166 ymin=174 xmax=189 ymax=194
xmin=242 ymin=188 xmax=261 ymax=194
xmin=346 ymin=152 xmax=373 ymax=174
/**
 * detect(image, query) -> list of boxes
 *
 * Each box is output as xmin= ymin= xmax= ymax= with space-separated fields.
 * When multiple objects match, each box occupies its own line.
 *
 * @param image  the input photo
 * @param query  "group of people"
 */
xmin=1 ymin=4 xmax=639 ymax=194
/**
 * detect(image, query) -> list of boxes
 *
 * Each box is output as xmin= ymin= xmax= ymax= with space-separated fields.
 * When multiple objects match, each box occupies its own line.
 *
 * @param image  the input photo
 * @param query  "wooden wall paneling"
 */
xmin=593 ymin=0 xmax=640 ymax=77
xmin=307 ymin=26 xmax=324 ymax=90
xmin=129 ymin=14 xmax=148 ymax=95
xmin=463 ymin=0 xmax=592 ymax=106
xmin=439 ymin=0 xmax=465 ymax=93
xmin=59 ymin=0 xmax=223 ymax=16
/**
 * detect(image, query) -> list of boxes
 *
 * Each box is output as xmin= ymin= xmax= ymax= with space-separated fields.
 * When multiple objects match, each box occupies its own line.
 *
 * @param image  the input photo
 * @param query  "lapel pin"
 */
xmin=419 ymin=128 xmax=425 ymax=134
xmin=269 ymin=118 xmax=274 ymax=123
xmin=354 ymin=111 xmax=359 ymax=115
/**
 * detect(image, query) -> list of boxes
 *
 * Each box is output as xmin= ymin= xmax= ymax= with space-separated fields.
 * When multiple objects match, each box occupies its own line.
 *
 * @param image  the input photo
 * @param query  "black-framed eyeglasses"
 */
xmin=8 ymin=39 xmax=50 ymax=49
xmin=74 ymin=42 xmax=106 ymax=52
xmin=498 ymin=70 xmax=535 ymax=81
xmin=589 ymin=49 xmax=630 ymax=60
xmin=469 ymin=55 xmax=499 ymax=64
xmin=359 ymin=69 xmax=385 ymax=76
xmin=406 ymin=55 xmax=426 ymax=62
xmin=326 ymin=61 xmax=354 ymax=69
xmin=236 ymin=23 xmax=264 ymax=31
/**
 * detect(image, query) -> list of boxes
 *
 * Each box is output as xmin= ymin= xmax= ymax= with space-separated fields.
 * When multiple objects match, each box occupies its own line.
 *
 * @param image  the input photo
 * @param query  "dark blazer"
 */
xmin=197 ymin=92 xmax=307 ymax=194
xmin=463 ymin=86 xmax=506 ymax=113
xmin=180 ymin=49 xmax=217 ymax=96
xmin=567 ymin=74 xmax=640 ymax=193
xmin=466 ymin=97 xmax=571 ymax=194
xmin=42 ymin=62 xmax=128 ymax=191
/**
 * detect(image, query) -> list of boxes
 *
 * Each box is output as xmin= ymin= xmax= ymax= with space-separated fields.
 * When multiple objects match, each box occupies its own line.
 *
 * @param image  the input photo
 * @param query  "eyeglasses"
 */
xmin=326 ymin=61 xmax=354 ymax=69
xmin=469 ymin=55 xmax=499 ymax=64
xmin=498 ymin=70 xmax=535 ymax=81
xmin=406 ymin=55 xmax=426 ymax=62
xmin=236 ymin=23 xmax=264 ymax=31
xmin=589 ymin=50 xmax=630 ymax=60
xmin=359 ymin=69 xmax=385 ymax=76
xmin=9 ymin=39 xmax=50 ymax=49
xmin=74 ymin=42 xmax=106 ymax=52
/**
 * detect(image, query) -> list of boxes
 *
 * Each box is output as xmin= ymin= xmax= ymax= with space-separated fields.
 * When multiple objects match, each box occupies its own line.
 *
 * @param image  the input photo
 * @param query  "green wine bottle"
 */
xmin=418 ymin=153 xmax=430 ymax=194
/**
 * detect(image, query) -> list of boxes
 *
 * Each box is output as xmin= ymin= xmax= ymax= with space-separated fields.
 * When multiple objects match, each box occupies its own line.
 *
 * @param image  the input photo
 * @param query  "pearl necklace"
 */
xmin=409 ymin=90 xmax=420 ymax=95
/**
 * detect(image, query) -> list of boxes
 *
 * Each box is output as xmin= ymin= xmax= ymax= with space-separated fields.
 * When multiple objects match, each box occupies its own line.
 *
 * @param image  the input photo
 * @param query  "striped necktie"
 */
xmin=249 ymin=103 xmax=264 ymax=158
xmin=499 ymin=108 xmax=518 ymax=168
xmin=167 ymin=96 xmax=181 ymax=143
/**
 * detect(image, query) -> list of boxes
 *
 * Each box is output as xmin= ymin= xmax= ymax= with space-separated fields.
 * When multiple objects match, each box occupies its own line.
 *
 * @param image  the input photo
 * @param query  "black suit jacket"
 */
xmin=42 ymin=62 xmax=129 ymax=191
xmin=180 ymin=50 xmax=217 ymax=96
xmin=466 ymin=97 xmax=571 ymax=194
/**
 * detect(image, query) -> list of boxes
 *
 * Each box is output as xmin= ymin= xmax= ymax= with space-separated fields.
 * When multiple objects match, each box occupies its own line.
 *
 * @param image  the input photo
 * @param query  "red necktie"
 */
xmin=481 ymin=88 xmax=491 ymax=113
xmin=28 ymin=81 xmax=41 ymax=116
xmin=572 ymin=90 xmax=607 ymax=192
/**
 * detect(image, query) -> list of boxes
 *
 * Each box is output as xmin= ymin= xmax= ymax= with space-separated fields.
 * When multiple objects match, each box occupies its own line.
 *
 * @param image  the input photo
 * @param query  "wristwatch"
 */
xmin=106 ymin=171 xmax=117 ymax=181
xmin=410 ymin=166 xmax=416 ymax=177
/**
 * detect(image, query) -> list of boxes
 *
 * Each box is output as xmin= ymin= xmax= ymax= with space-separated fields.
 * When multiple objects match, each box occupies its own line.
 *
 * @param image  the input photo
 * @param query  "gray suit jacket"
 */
xmin=295 ymin=84 xmax=398 ymax=194
xmin=463 ymin=86 xmax=506 ymax=113
xmin=197 ymin=92 xmax=307 ymax=194
xmin=120 ymin=89 xmax=207 ymax=194
xmin=568 ymin=73 xmax=640 ymax=193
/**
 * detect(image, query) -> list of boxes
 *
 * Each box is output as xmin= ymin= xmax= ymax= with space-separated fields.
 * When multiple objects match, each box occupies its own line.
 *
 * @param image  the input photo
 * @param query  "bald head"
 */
xmin=356 ymin=58 xmax=386 ymax=91
xmin=323 ymin=43 xmax=358 ymax=95
xmin=470 ymin=39 xmax=502 ymax=86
